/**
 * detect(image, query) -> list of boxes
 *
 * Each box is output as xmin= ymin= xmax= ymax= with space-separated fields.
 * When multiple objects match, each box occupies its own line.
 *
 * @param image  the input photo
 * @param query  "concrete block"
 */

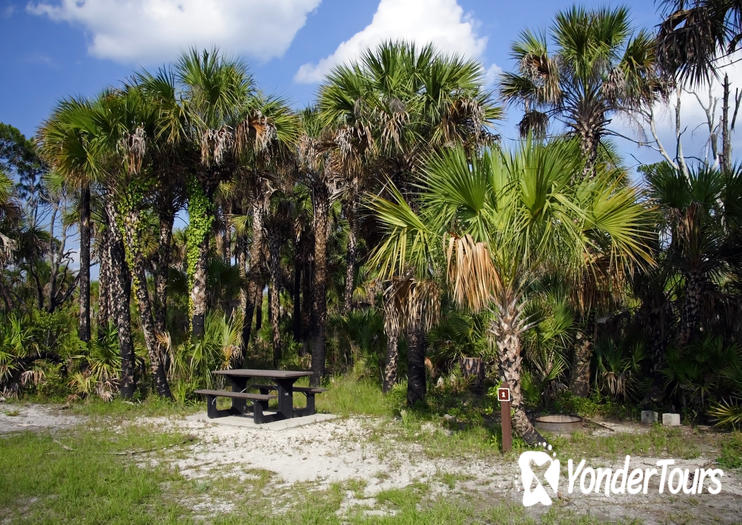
xmin=641 ymin=410 xmax=658 ymax=425
xmin=662 ymin=413 xmax=681 ymax=426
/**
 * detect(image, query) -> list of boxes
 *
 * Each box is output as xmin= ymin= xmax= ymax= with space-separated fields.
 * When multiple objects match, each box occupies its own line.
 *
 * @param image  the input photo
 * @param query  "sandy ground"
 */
xmin=1 ymin=403 xmax=741 ymax=523
xmin=0 ymin=403 xmax=85 ymax=434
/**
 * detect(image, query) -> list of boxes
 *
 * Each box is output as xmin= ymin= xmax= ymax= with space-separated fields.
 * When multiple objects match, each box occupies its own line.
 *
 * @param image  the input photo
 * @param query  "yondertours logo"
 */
xmin=518 ymin=448 xmax=724 ymax=507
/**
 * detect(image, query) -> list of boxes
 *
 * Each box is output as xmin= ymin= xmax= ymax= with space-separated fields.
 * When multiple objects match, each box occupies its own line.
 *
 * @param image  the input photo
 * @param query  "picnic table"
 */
xmin=194 ymin=369 xmax=326 ymax=423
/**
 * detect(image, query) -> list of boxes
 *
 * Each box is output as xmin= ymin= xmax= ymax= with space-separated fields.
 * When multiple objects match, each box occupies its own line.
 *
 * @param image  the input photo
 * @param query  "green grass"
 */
xmin=717 ymin=432 xmax=742 ymax=469
xmin=69 ymin=396 xmax=202 ymax=418
xmin=315 ymin=375 xmax=399 ymax=417
xmin=0 ymin=426 xmax=191 ymax=524
xmin=550 ymin=425 xmax=700 ymax=460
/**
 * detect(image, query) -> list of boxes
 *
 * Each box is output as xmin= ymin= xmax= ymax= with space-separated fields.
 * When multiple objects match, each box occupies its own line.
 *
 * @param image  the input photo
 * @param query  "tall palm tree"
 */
xmin=370 ymin=140 xmax=653 ymax=444
xmin=90 ymin=87 xmax=173 ymax=398
xmin=645 ymin=162 xmax=740 ymax=346
xmin=501 ymin=6 xmax=661 ymax=178
xmin=37 ymin=100 xmax=95 ymax=344
xmin=319 ymin=64 xmax=375 ymax=315
xmin=177 ymin=48 xmax=252 ymax=339
xmin=328 ymin=41 xmax=500 ymax=400
xmin=134 ymin=67 xmax=190 ymax=340
xmin=39 ymin=97 xmax=139 ymax=397
xmin=657 ymin=0 xmax=742 ymax=86
xmin=231 ymin=94 xmax=299 ymax=357
xmin=296 ymin=108 xmax=334 ymax=385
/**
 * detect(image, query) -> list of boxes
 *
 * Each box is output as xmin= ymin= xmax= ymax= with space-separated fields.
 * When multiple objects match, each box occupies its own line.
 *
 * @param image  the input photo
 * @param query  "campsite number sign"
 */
xmin=497 ymin=387 xmax=511 ymax=403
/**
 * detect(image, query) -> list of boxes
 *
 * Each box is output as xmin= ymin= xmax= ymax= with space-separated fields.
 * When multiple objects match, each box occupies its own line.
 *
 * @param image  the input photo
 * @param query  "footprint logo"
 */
xmin=519 ymin=451 xmax=560 ymax=507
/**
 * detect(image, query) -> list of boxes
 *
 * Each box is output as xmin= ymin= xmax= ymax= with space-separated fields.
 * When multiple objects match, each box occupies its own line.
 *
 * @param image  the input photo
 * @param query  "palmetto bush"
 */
xmin=327 ymin=307 xmax=386 ymax=379
xmin=0 ymin=308 xmax=82 ymax=397
xmin=427 ymin=310 xmax=492 ymax=372
xmin=663 ymin=336 xmax=742 ymax=420
xmin=709 ymin=398 xmax=742 ymax=430
xmin=593 ymin=339 xmax=645 ymax=401
xmin=523 ymin=287 xmax=574 ymax=407
xmin=68 ymin=326 xmax=121 ymax=401
xmin=0 ymin=314 xmax=36 ymax=396
xmin=167 ymin=312 xmax=242 ymax=401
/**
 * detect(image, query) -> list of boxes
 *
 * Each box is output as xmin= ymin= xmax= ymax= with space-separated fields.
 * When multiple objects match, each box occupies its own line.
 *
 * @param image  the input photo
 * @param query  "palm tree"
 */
xmin=326 ymin=41 xmax=499 ymax=400
xmin=297 ymin=107 xmax=344 ymax=386
xmin=501 ymin=6 xmax=661 ymax=178
xmin=645 ymin=162 xmax=742 ymax=346
xmin=319 ymin=64 xmax=375 ymax=315
xmin=90 ymin=87 xmax=173 ymax=398
xmin=177 ymin=48 xmax=252 ymax=339
xmin=134 ymin=67 xmax=189 ymax=340
xmin=39 ymin=97 xmax=139 ymax=397
xmin=231 ymin=95 xmax=299 ymax=358
xmin=370 ymin=140 xmax=653 ymax=444
xmin=657 ymin=0 xmax=742 ymax=86
xmin=37 ymin=100 xmax=94 ymax=344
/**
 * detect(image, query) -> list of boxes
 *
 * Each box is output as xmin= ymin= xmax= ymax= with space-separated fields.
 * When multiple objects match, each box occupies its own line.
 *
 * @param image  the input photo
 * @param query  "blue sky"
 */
xmin=0 ymin=0 xmax=737 ymax=170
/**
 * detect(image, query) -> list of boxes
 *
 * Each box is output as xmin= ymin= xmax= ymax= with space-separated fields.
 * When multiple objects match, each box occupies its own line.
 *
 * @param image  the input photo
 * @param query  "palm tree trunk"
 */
xmin=310 ymin=187 xmax=330 ymax=386
xmin=104 ymin=201 xmax=136 ymax=398
xmin=154 ymin=208 xmax=174 ymax=336
xmin=154 ymin=207 xmax=174 ymax=373
xmin=382 ymin=301 xmax=401 ymax=393
xmin=47 ymin=204 xmax=58 ymax=312
xmin=292 ymin=240 xmax=302 ymax=342
xmin=342 ymin=195 xmax=359 ymax=314
xmin=120 ymin=206 xmax=172 ymax=399
xmin=679 ymin=269 xmax=703 ymax=346
xmin=268 ymin=232 xmax=282 ymax=365
xmin=578 ymin=127 xmax=601 ymax=180
xmin=224 ymin=202 xmax=232 ymax=264
xmin=189 ymin=234 xmax=209 ymax=339
xmin=301 ymin=238 xmax=313 ymax=354
xmin=570 ymin=314 xmax=595 ymax=397
xmin=406 ymin=310 xmax=426 ymax=405
xmin=96 ymin=226 xmax=111 ymax=342
xmin=235 ymin=233 xmax=249 ymax=366
xmin=254 ymin=286 xmax=263 ymax=335
xmin=78 ymin=184 xmax=91 ymax=343
xmin=492 ymin=297 xmax=545 ymax=445
xmin=241 ymin=198 xmax=265 ymax=353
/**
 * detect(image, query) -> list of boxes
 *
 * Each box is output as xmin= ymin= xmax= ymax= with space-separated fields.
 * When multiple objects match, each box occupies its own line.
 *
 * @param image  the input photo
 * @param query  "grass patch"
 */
xmin=550 ymin=425 xmax=700 ymax=460
xmin=551 ymin=392 xmax=635 ymax=420
xmin=316 ymin=375 xmax=398 ymax=417
xmin=717 ymin=432 xmax=742 ymax=469
xmin=69 ymin=396 xmax=201 ymax=418
xmin=0 ymin=426 xmax=191 ymax=524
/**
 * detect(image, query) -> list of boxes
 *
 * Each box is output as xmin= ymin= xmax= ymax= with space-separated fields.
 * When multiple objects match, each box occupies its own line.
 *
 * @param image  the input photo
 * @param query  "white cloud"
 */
xmin=27 ymin=0 xmax=321 ymax=64
xmin=294 ymin=0 xmax=487 ymax=84
xmin=483 ymin=63 xmax=503 ymax=88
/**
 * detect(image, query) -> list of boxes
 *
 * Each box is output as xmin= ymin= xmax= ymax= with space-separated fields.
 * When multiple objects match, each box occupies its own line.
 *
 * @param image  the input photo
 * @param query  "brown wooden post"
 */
xmin=499 ymin=382 xmax=512 ymax=453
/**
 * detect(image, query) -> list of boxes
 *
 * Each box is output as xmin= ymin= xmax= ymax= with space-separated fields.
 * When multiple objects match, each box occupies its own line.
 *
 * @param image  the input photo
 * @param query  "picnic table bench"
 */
xmin=193 ymin=389 xmax=276 ymax=423
xmin=194 ymin=369 xmax=325 ymax=424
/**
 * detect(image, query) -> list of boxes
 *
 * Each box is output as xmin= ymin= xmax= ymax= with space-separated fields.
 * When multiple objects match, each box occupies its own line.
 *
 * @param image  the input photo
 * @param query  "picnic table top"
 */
xmin=213 ymin=369 xmax=313 ymax=379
